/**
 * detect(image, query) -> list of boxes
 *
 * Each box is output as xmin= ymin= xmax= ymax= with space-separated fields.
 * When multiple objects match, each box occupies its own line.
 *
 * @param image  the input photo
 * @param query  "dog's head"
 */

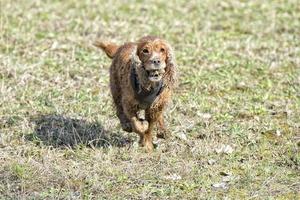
xmin=135 ymin=36 xmax=177 ymax=86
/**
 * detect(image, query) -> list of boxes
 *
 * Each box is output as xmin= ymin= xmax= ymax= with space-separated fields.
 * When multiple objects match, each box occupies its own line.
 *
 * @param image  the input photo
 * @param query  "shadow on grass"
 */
xmin=27 ymin=114 xmax=133 ymax=148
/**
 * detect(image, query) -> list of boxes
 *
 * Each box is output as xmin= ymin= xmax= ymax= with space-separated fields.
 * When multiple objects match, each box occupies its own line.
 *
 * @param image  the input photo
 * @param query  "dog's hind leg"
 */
xmin=140 ymin=120 xmax=155 ymax=152
xmin=110 ymin=71 xmax=132 ymax=132
xmin=113 ymin=99 xmax=133 ymax=132
xmin=116 ymin=105 xmax=133 ymax=132
xmin=156 ymin=112 xmax=171 ymax=139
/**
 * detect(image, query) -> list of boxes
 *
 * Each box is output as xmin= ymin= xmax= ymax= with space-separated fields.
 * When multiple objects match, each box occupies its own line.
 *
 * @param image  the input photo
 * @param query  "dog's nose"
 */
xmin=151 ymin=59 xmax=161 ymax=65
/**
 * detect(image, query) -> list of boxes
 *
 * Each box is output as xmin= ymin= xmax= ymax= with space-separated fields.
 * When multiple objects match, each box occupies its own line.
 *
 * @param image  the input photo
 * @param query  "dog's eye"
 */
xmin=142 ymin=49 xmax=149 ymax=54
xmin=160 ymin=48 xmax=165 ymax=53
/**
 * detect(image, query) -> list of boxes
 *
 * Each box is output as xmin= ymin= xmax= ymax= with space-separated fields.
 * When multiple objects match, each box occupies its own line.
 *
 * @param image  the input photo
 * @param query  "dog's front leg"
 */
xmin=156 ymin=112 xmax=171 ymax=139
xmin=140 ymin=120 xmax=154 ymax=152
xmin=136 ymin=110 xmax=157 ymax=152
xmin=129 ymin=116 xmax=154 ymax=152
xmin=130 ymin=116 xmax=149 ymax=135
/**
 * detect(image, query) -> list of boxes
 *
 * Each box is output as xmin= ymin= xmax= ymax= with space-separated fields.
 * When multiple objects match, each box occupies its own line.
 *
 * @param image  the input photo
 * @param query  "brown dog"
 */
xmin=94 ymin=36 xmax=177 ymax=152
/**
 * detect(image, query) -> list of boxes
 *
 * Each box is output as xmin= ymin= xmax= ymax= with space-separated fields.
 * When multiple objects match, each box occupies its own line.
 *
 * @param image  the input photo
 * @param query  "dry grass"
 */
xmin=1 ymin=0 xmax=299 ymax=199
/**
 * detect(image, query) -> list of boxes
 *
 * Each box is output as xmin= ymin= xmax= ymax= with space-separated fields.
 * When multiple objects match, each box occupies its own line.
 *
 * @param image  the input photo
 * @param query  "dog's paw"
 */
xmin=138 ymin=120 xmax=149 ymax=133
xmin=144 ymin=142 xmax=154 ymax=152
xmin=139 ymin=136 xmax=154 ymax=153
xmin=131 ymin=117 xmax=149 ymax=133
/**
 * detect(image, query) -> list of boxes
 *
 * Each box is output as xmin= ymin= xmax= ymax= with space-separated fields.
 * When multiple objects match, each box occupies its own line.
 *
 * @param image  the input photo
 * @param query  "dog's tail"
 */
xmin=93 ymin=40 xmax=119 ymax=59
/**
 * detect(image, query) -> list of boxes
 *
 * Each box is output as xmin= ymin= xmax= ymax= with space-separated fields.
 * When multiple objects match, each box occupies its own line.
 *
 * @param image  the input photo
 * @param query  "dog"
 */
xmin=94 ymin=36 xmax=177 ymax=152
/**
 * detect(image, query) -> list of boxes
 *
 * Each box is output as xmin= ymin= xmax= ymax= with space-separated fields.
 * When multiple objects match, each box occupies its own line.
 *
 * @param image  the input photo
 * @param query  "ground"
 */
xmin=0 ymin=0 xmax=299 ymax=199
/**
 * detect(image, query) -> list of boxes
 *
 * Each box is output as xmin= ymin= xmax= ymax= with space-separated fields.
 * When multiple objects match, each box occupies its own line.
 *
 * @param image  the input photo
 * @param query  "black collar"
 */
xmin=130 ymin=66 xmax=164 ymax=109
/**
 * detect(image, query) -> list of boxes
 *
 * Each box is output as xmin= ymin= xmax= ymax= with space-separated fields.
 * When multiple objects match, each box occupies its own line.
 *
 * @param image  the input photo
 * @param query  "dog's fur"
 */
xmin=94 ymin=36 xmax=177 ymax=152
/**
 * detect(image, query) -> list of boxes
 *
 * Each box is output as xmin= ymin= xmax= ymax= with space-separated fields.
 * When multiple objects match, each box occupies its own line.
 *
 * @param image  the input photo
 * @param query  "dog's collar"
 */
xmin=130 ymin=66 xmax=164 ymax=109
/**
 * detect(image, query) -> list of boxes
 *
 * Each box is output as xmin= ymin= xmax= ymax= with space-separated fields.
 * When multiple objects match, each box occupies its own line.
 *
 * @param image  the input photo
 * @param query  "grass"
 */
xmin=0 ymin=0 xmax=299 ymax=199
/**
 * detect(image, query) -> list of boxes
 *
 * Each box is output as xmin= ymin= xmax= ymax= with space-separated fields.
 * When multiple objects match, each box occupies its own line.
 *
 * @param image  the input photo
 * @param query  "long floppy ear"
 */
xmin=130 ymin=46 xmax=142 ymax=68
xmin=164 ymin=42 xmax=178 ymax=88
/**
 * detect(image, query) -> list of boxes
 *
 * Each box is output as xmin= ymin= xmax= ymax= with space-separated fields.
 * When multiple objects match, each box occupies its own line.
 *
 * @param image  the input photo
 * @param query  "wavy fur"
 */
xmin=94 ymin=36 xmax=177 ymax=152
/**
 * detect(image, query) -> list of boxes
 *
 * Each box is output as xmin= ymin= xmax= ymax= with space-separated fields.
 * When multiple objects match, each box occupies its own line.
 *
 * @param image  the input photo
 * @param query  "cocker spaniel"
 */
xmin=94 ymin=36 xmax=177 ymax=152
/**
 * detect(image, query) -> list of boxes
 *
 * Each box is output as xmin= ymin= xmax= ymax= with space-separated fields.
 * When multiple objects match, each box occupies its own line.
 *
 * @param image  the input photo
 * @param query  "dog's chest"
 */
xmin=130 ymin=67 xmax=164 ymax=109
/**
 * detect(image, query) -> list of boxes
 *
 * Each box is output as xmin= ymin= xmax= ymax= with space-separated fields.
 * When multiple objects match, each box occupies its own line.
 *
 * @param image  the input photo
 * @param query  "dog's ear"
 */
xmin=130 ymin=46 xmax=142 ymax=68
xmin=164 ymin=42 xmax=178 ymax=88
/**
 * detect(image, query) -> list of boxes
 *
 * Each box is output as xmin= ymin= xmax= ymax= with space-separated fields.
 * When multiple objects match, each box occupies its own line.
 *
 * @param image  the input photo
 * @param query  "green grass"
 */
xmin=1 ymin=0 xmax=299 ymax=199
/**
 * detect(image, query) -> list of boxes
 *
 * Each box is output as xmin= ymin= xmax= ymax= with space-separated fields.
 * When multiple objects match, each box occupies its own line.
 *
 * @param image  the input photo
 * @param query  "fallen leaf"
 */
xmin=176 ymin=132 xmax=187 ymax=141
xmin=212 ymin=182 xmax=228 ymax=190
xmin=164 ymin=174 xmax=182 ymax=181
xmin=208 ymin=159 xmax=216 ymax=165
xmin=215 ymin=144 xmax=234 ymax=154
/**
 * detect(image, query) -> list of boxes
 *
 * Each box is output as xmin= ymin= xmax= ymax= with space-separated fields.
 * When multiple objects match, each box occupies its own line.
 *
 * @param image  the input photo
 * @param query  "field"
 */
xmin=1 ymin=0 xmax=299 ymax=199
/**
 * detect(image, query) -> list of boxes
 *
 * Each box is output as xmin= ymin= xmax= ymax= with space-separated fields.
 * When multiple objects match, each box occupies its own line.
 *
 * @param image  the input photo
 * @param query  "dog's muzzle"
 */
xmin=143 ymin=62 xmax=166 ymax=82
